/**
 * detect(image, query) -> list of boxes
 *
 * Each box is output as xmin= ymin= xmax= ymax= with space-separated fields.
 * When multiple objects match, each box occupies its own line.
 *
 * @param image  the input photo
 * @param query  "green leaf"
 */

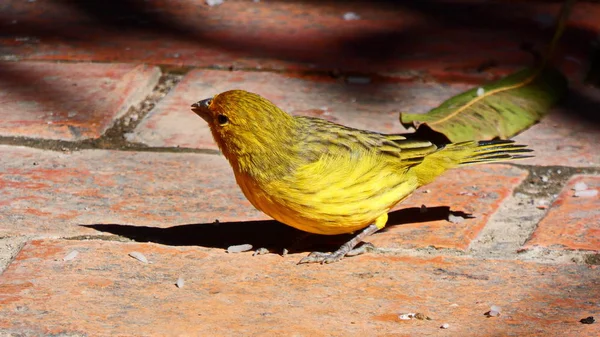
xmin=399 ymin=66 xmax=568 ymax=142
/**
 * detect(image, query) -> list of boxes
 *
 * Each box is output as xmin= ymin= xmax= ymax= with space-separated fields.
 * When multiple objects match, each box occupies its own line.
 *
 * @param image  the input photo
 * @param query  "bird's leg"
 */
xmin=298 ymin=212 xmax=387 ymax=265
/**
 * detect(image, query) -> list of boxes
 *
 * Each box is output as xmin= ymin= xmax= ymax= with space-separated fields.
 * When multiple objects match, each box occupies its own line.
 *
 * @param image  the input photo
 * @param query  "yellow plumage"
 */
xmin=191 ymin=90 xmax=532 ymax=263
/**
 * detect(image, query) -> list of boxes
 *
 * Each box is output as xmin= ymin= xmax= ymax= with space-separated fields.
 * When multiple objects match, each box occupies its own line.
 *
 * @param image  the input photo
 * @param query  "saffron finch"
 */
xmin=191 ymin=90 xmax=532 ymax=264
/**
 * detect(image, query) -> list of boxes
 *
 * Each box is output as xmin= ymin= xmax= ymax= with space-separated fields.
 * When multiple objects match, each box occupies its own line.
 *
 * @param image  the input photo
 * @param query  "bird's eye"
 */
xmin=202 ymin=98 xmax=212 ymax=108
xmin=217 ymin=114 xmax=229 ymax=125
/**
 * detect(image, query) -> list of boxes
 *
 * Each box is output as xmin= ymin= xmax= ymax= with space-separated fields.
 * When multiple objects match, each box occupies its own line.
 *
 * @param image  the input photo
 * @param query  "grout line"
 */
xmin=0 ymin=236 xmax=28 ymax=275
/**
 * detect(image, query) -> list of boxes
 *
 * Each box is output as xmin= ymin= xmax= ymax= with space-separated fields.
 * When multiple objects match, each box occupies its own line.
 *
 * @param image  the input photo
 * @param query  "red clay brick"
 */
xmin=1 ymin=0 xmax=597 ymax=78
xmin=131 ymin=69 xmax=470 ymax=150
xmin=524 ymin=175 xmax=600 ymax=251
xmin=0 ymin=62 xmax=160 ymax=141
xmin=0 ymin=146 xmax=267 ymax=237
xmin=1 ymin=239 xmax=598 ymax=336
xmin=370 ymin=164 xmax=528 ymax=250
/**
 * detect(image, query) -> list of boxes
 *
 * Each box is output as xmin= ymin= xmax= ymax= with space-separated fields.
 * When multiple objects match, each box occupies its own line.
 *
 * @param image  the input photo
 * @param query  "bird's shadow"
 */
xmin=82 ymin=206 xmax=471 ymax=254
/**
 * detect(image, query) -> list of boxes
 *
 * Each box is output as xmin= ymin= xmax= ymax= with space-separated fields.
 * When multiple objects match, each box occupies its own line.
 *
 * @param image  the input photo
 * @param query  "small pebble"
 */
xmin=449 ymin=303 xmax=459 ymax=307
xmin=343 ymin=12 xmax=360 ymax=21
xmin=423 ymin=189 xmax=431 ymax=194
xmin=476 ymin=87 xmax=485 ymax=96
xmin=486 ymin=305 xmax=501 ymax=317
xmin=282 ymin=248 xmax=289 ymax=256
xmin=176 ymin=277 xmax=185 ymax=288
xmin=573 ymin=182 xmax=588 ymax=191
xmin=129 ymin=251 xmax=148 ymax=264
xmin=448 ymin=214 xmax=465 ymax=224
xmin=253 ymin=247 xmax=269 ymax=256
xmin=541 ymin=175 xmax=549 ymax=183
xmin=398 ymin=313 xmax=416 ymax=320
xmin=205 ymin=0 xmax=223 ymax=6
xmin=63 ymin=250 xmax=79 ymax=261
xmin=580 ymin=316 xmax=595 ymax=324
xmin=420 ymin=204 xmax=427 ymax=213
xmin=440 ymin=323 xmax=450 ymax=329
xmin=574 ymin=189 xmax=598 ymax=198
xmin=227 ymin=244 xmax=253 ymax=253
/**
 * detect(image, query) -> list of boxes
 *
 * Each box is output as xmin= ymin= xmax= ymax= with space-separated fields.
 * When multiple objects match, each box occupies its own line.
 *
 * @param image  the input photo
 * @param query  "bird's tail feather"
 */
xmin=412 ymin=139 xmax=533 ymax=185
xmin=455 ymin=140 xmax=533 ymax=166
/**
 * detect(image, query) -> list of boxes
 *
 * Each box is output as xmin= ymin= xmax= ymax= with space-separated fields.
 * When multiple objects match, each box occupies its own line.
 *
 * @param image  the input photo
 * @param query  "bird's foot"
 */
xmin=298 ymin=242 xmax=375 ymax=264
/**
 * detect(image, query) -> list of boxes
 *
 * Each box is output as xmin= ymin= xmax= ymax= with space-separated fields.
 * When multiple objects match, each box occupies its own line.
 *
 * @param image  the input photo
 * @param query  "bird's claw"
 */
xmin=297 ymin=242 xmax=376 ymax=264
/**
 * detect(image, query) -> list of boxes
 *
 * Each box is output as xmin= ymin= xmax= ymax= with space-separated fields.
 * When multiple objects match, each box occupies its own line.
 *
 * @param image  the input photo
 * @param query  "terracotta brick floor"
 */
xmin=0 ymin=1 xmax=599 ymax=336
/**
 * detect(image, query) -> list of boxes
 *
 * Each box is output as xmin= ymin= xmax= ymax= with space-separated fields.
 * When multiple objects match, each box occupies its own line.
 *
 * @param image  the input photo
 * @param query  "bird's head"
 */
xmin=191 ymin=90 xmax=296 ymax=168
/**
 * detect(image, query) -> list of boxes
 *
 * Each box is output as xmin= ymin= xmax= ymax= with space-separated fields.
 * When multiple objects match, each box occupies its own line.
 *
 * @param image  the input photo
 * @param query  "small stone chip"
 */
xmin=282 ymin=248 xmax=289 ymax=256
xmin=486 ymin=305 xmax=501 ymax=317
xmin=343 ymin=12 xmax=360 ymax=21
xmin=476 ymin=87 xmax=485 ymax=96
xmin=176 ymin=277 xmax=185 ymax=288
xmin=398 ymin=312 xmax=430 ymax=320
xmin=227 ymin=244 xmax=253 ymax=253
xmin=574 ymin=189 xmax=598 ymax=198
xmin=398 ymin=313 xmax=416 ymax=320
xmin=573 ymin=182 xmax=588 ymax=191
xmin=205 ymin=0 xmax=224 ymax=6
xmin=128 ymin=251 xmax=148 ymax=264
xmin=580 ymin=316 xmax=595 ymax=324
xmin=253 ymin=247 xmax=269 ymax=256
xmin=63 ymin=250 xmax=79 ymax=261
xmin=440 ymin=323 xmax=450 ymax=329
xmin=448 ymin=214 xmax=465 ymax=224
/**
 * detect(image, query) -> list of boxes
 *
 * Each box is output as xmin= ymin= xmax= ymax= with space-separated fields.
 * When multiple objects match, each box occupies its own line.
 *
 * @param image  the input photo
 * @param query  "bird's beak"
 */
xmin=191 ymin=98 xmax=213 ymax=122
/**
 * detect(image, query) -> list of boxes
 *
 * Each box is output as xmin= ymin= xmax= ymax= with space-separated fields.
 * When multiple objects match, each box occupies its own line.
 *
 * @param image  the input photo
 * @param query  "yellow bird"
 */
xmin=191 ymin=90 xmax=532 ymax=264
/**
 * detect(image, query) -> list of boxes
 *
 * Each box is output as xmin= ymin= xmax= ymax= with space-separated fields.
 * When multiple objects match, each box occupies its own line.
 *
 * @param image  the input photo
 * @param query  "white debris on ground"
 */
xmin=128 ymin=251 xmax=149 ymax=264
xmin=343 ymin=12 xmax=360 ymax=20
xmin=176 ymin=277 xmax=185 ymax=288
xmin=476 ymin=87 xmax=485 ymax=97
xmin=398 ymin=313 xmax=416 ymax=320
xmin=63 ymin=250 xmax=79 ymax=261
xmin=487 ymin=305 xmax=501 ymax=317
xmin=573 ymin=182 xmax=588 ymax=191
xmin=206 ymin=0 xmax=224 ymax=6
xmin=574 ymin=189 xmax=598 ymax=198
xmin=398 ymin=312 xmax=431 ymax=320
xmin=440 ymin=323 xmax=450 ymax=329
xmin=536 ymin=199 xmax=549 ymax=210
xmin=253 ymin=247 xmax=269 ymax=256
xmin=448 ymin=214 xmax=465 ymax=224
xmin=227 ymin=244 xmax=253 ymax=253
xmin=571 ymin=181 xmax=598 ymax=198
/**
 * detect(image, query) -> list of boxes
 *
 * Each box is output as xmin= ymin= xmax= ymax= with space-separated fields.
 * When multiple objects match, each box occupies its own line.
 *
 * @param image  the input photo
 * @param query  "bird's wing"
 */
xmin=294 ymin=116 xmax=439 ymax=168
